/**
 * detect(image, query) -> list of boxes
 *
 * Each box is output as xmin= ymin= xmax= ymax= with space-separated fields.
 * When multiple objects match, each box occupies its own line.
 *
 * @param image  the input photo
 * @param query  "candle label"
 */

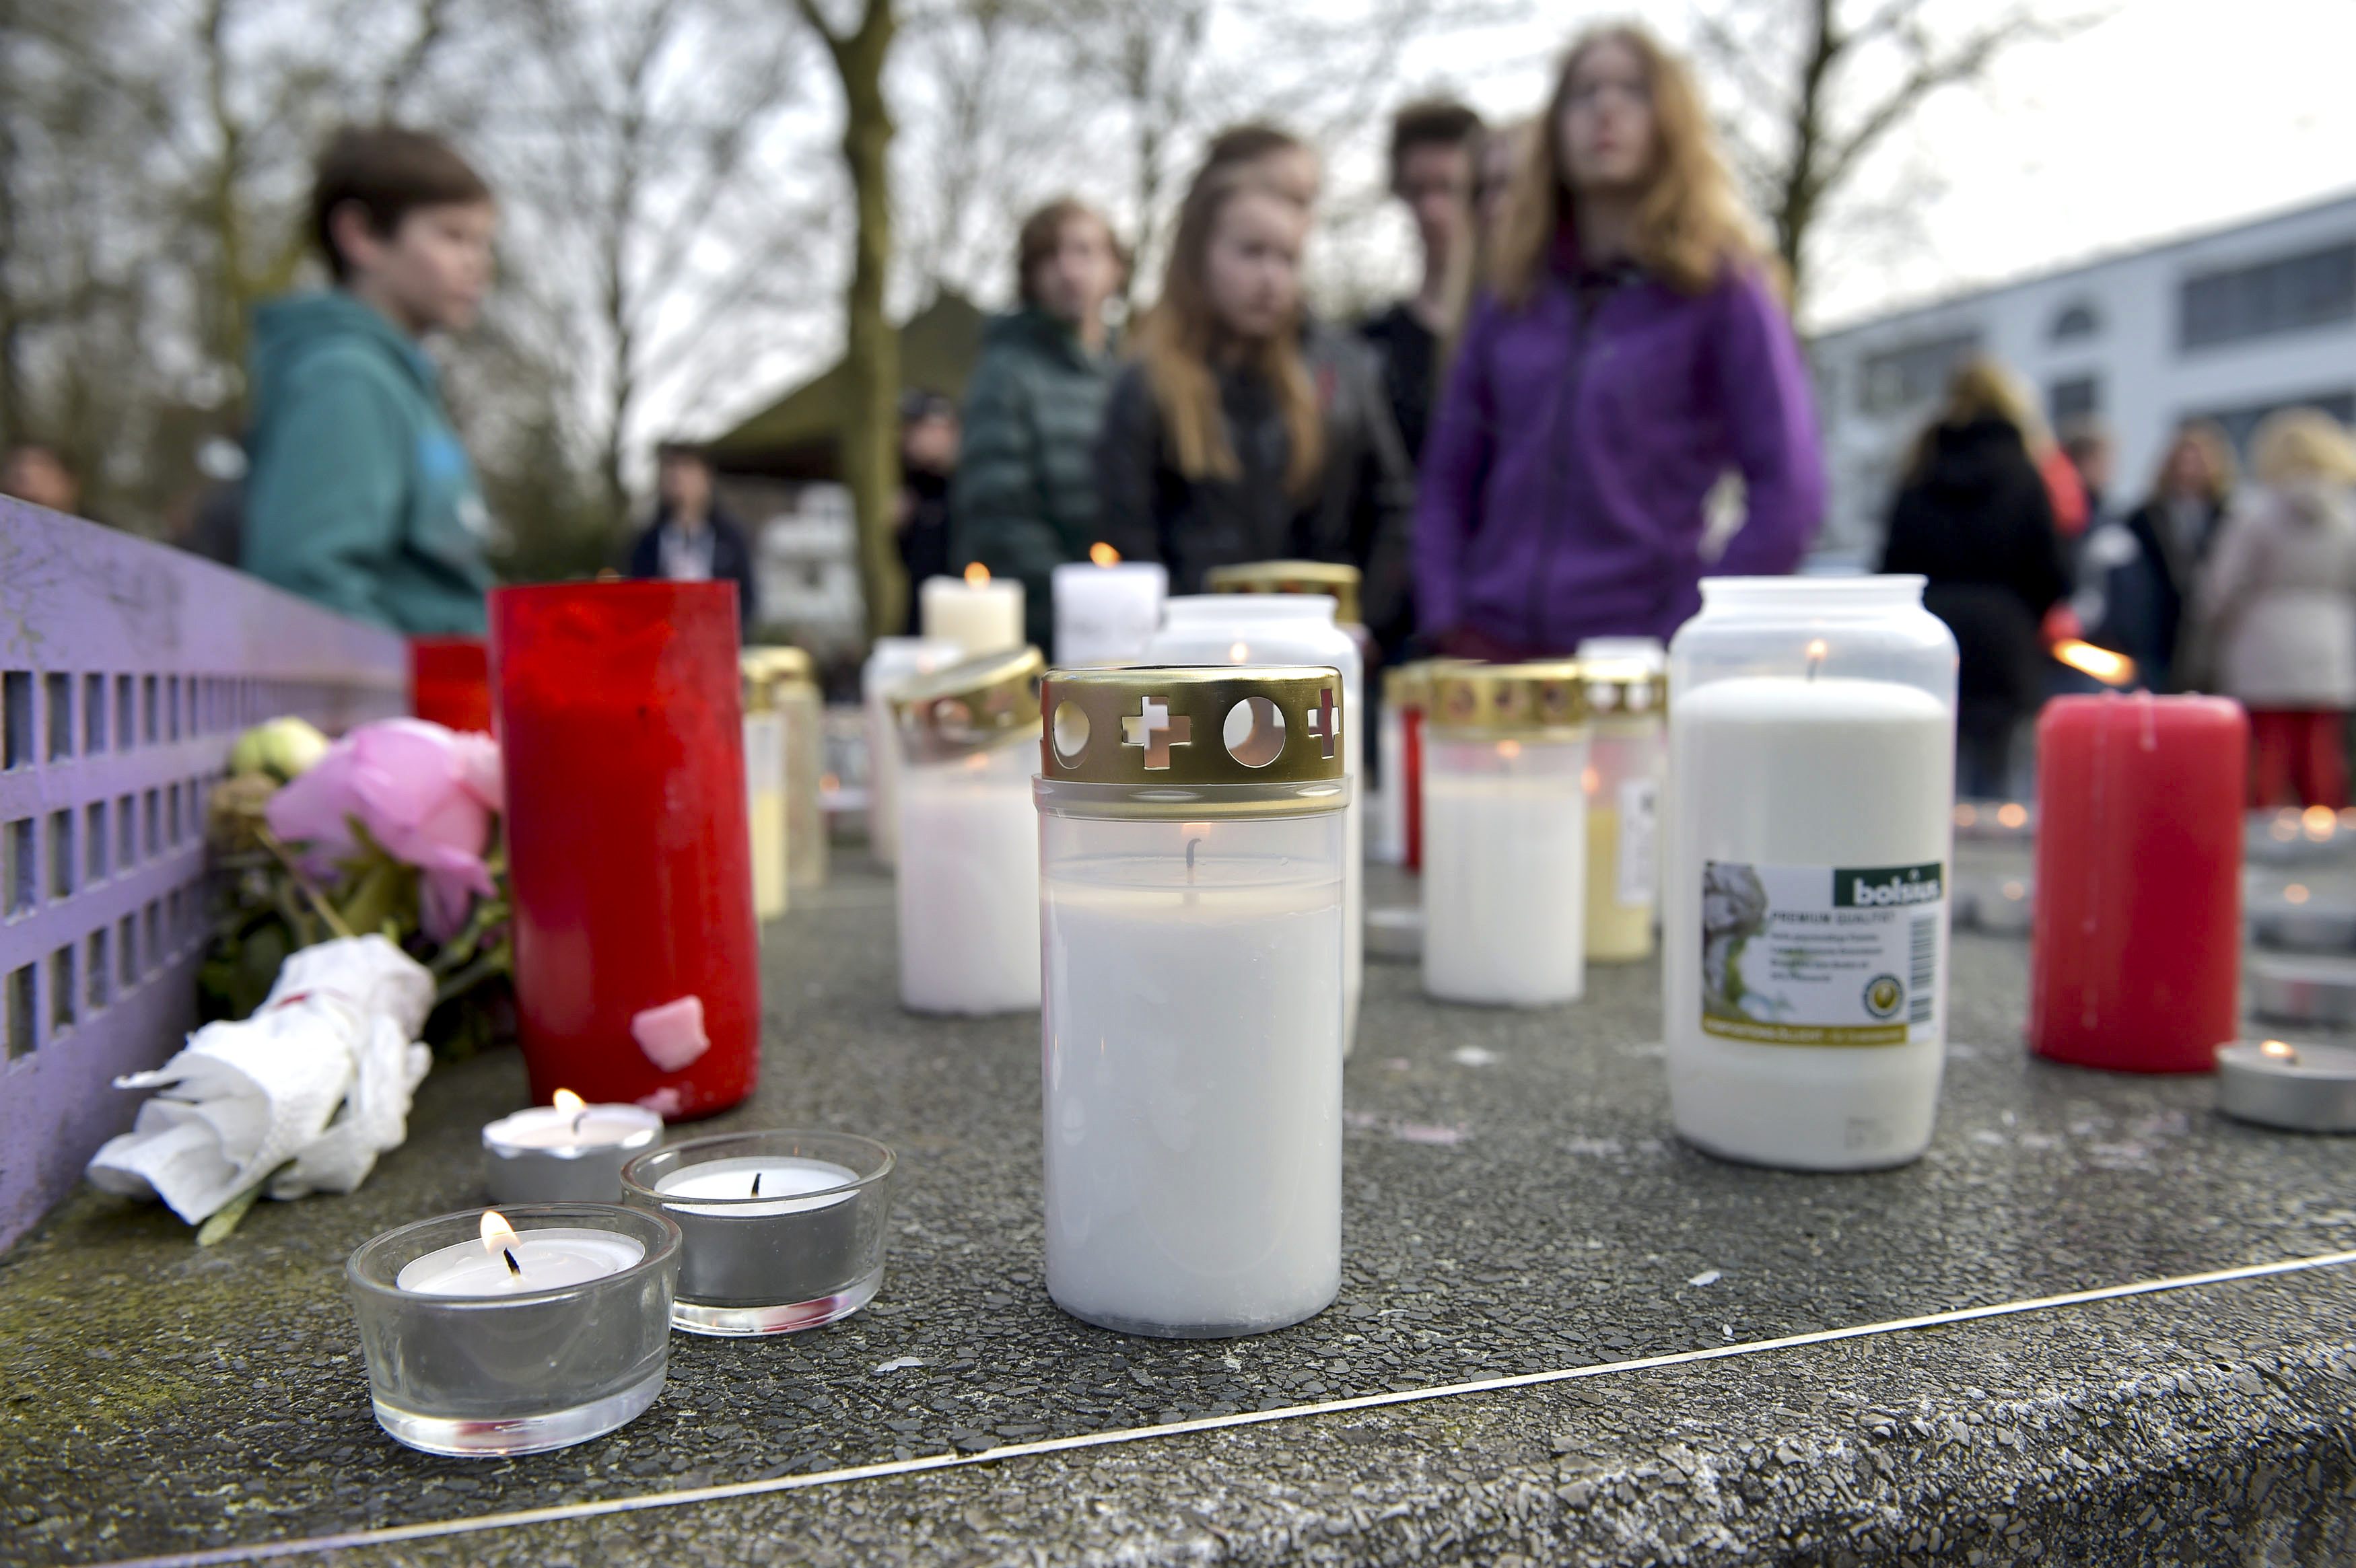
xmin=1616 ymin=778 xmax=1659 ymax=908
xmin=1700 ymin=861 xmax=1943 ymax=1046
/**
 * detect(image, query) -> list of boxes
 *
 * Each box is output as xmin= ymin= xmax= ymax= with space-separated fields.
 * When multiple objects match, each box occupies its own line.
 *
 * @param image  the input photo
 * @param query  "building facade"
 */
xmin=1809 ymin=190 xmax=2356 ymax=557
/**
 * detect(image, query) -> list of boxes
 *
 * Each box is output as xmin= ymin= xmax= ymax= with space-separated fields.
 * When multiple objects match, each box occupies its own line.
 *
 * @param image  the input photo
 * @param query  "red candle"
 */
xmin=409 ymin=637 xmax=493 ymax=734
xmin=490 ymin=583 xmax=758 ymax=1117
xmin=2028 ymin=692 xmax=2246 ymax=1073
xmin=1402 ymin=701 xmax=1426 ymax=874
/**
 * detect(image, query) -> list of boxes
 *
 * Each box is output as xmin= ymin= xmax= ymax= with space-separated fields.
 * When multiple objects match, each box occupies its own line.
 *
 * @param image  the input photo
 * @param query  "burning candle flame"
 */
xmin=1996 ymin=802 xmax=2028 ymax=830
xmin=1089 ymin=541 xmax=1120 ymax=566
xmin=2286 ymin=883 xmax=2312 ymax=905
xmin=1228 ymin=641 xmax=1249 ymax=664
xmin=2260 ymin=1039 xmax=2300 ymax=1063
xmin=2052 ymin=639 xmax=2135 ymax=686
xmin=964 ymin=562 xmax=990 ymax=586
xmin=481 ymin=1211 xmax=523 ymax=1279
xmin=552 ymin=1089 xmax=586 ymax=1114
xmin=2304 ymin=805 xmax=2336 ymax=841
xmin=1953 ymin=804 xmax=1979 ymax=828
xmin=1496 ymin=739 xmax=1523 ymax=760
xmin=2001 ymin=880 xmax=2026 ymax=901
xmin=1803 ymin=639 xmax=1828 ymax=680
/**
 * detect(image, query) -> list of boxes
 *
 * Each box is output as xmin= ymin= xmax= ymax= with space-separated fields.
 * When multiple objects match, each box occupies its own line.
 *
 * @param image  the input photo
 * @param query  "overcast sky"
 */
xmin=1385 ymin=0 xmax=2356 ymax=330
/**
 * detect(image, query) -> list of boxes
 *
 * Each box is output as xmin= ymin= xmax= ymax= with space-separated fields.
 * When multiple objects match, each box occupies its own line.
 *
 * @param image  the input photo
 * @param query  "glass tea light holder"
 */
xmin=1579 ymin=657 xmax=1667 ymax=964
xmin=1663 ymin=576 xmax=1957 ymax=1172
xmin=892 ymin=646 xmax=1046 ymax=1014
xmin=862 ymin=637 xmax=961 ymax=867
xmin=623 ymin=1130 xmax=897 ymax=1336
xmin=346 ymin=1203 xmax=682 ymax=1457
xmin=2217 ymin=1038 xmax=2356 ymax=1133
xmin=1422 ymin=662 xmax=1593 ymax=1007
xmin=483 ymin=1089 xmax=664 ymax=1204
xmin=1149 ymin=582 xmax=1365 ymax=1051
xmin=1036 ymin=664 xmax=1348 ymax=1338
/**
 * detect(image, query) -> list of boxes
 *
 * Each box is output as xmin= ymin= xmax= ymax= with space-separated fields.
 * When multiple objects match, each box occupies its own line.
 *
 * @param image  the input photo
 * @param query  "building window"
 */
xmin=2050 ymin=302 xmax=2100 ymax=343
xmin=2188 ymin=389 xmax=2356 ymax=456
xmin=2180 ymin=242 xmax=2356 ymax=351
xmin=1857 ymin=332 xmax=1981 ymax=417
xmin=2048 ymin=376 xmax=2101 ymax=427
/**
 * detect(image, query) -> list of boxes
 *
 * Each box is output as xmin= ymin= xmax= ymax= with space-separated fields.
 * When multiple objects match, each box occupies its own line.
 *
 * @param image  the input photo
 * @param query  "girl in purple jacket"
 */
xmin=1415 ymin=25 xmax=1824 ymax=659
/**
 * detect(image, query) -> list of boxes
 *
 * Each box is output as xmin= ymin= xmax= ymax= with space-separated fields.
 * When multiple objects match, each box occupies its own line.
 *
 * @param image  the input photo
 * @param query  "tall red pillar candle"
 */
xmin=409 ymin=637 xmax=493 ymax=734
xmin=2027 ymin=692 xmax=2246 ymax=1073
xmin=491 ymin=583 xmax=759 ymax=1116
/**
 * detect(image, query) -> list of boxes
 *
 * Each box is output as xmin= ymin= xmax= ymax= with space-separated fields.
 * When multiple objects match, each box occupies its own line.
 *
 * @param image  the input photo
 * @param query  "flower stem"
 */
xmin=254 ymin=826 xmax=355 ymax=941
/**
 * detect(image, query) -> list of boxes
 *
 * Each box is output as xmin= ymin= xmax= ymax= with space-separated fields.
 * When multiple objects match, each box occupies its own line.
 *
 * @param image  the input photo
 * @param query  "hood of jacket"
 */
xmin=249 ymin=291 xmax=440 ymax=431
xmin=1916 ymin=417 xmax=2034 ymax=497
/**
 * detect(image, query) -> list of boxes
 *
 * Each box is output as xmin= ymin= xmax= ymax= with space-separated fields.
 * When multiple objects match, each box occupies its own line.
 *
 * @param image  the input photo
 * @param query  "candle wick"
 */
xmin=1185 ymin=836 xmax=1202 ymax=885
xmin=751 ymin=1172 xmax=763 ymax=1197
xmin=571 ymin=1111 xmax=588 ymax=1135
xmin=502 ymin=1247 xmax=522 ymax=1279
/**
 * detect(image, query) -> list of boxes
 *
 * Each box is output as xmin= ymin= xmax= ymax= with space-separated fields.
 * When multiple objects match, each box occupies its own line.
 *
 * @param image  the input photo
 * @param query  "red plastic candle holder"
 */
xmin=409 ymin=637 xmax=493 ymax=734
xmin=490 ymin=582 xmax=758 ymax=1118
xmin=2027 ymin=692 xmax=2246 ymax=1073
xmin=1402 ymin=701 xmax=1426 ymax=874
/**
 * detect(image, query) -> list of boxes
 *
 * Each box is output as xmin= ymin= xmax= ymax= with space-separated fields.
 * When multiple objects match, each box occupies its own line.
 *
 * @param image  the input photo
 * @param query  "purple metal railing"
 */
xmin=0 ymin=499 xmax=406 ymax=1252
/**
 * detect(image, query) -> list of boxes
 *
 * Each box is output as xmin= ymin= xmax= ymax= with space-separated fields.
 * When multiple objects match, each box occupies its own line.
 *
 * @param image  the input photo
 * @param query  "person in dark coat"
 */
xmin=1879 ymin=359 xmax=2070 ymax=797
xmin=951 ymin=199 xmax=1126 ymax=653
xmin=1095 ymin=163 xmax=1413 ymax=631
xmin=2083 ymin=421 xmax=2235 ymax=690
xmin=1359 ymin=99 xmax=1484 ymax=474
xmin=895 ymin=390 xmax=959 ymax=632
xmin=625 ymin=441 xmax=760 ymax=632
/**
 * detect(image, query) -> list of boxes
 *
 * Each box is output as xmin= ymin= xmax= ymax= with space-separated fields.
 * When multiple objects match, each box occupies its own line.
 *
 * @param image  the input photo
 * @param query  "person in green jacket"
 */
xmin=951 ymin=198 xmax=1128 ymax=654
xmin=242 ymin=126 xmax=497 ymax=634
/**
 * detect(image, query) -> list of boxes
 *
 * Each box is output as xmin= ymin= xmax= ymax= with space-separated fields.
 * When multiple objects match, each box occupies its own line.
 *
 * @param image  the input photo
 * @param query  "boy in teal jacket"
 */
xmin=242 ymin=127 xmax=497 ymax=633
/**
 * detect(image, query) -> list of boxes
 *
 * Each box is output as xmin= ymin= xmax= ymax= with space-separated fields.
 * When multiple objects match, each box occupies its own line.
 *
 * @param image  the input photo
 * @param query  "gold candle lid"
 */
xmin=741 ymin=646 xmax=818 ymax=709
xmin=893 ymin=646 xmax=1044 ymax=761
xmin=1202 ymin=560 xmax=1362 ymax=627
xmin=1383 ymin=659 xmax=1440 ymax=709
xmin=1581 ymin=657 xmax=1667 ymax=722
xmin=1039 ymin=665 xmax=1347 ymax=816
xmin=1429 ymin=660 xmax=1592 ymax=738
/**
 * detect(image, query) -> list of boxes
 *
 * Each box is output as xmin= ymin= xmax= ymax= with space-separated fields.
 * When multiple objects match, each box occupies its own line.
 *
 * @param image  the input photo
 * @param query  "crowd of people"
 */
xmin=5 ymin=21 xmax=2356 ymax=808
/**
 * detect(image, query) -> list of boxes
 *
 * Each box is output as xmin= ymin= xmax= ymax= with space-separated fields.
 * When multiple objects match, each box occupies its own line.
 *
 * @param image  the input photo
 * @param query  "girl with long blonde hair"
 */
xmin=1414 ymin=24 xmax=1822 ymax=660
xmin=1094 ymin=161 xmax=1412 ymax=617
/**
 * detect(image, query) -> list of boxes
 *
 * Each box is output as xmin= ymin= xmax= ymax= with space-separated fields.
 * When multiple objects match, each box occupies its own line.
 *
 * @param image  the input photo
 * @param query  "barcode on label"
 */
xmin=1908 ymin=915 xmax=1937 ymax=1026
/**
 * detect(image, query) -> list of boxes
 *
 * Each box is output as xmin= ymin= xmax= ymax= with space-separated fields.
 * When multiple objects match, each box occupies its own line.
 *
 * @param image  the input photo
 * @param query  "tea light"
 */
xmin=483 ymin=1090 xmax=664 ymax=1204
xmin=623 ymin=1131 xmax=895 ymax=1337
xmin=1052 ymin=546 xmax=1166 ymax=666
xmin=1960 ymin=874 xmax=2032 ymax=937
xmin=2249 ymin=884 xmax=2356 ymax=953
xmin=1953 ymin=799 xmax=2033 ymax=843
xmin=922 ymin=563 xmax=1025 ymax=657
xmin=1366 ymin=904 xmax=1422 ymax=962
xmin=2217 ymin=1038 xmax=2356 ymax=1132
xmin=345 ymin=1205 xmax=681 ymax=1456
xmin=2249 ymin=952 xmax=2356 ymax=1027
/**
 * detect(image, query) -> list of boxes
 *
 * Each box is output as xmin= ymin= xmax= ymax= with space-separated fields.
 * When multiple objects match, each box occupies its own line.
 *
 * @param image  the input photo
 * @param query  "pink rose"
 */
xmin=266 ymin=719 xmax=504 ymax=941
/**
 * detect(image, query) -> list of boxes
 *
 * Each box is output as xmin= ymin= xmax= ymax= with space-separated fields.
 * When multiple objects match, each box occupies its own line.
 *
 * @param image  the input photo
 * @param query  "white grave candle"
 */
xmin=1052 ymin=548 xmax=1167 ymax=666
xmin=921 ymin=564 xmax=1025 ymax=656
xmin=862 ymin=636 xmax=961 ymax=866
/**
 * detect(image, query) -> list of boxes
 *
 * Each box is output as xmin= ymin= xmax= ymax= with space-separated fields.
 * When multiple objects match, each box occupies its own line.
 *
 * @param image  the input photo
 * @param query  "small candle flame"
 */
xmin=552 ymin=1088 xmax=586 ymax=1114
xmin=2260 ymin=1038 xmax=2300 ymax=1063
xmin=1804 ymin=639 xmax=1828 ymax=680
xmin=2304 ymin=805 xmax=2336 ymax=841
xmin=964 ymin=562 xmax=990 ymax=586
xmin=1089 ymin=541 xmax=1120 ymax=566
xmin=1496 ymin=739 xmax=1523 ymax=760
xmin=2052 ymin=639 xmax=2135 ymax=687
xmin=1953 ymin=804 xmax=1979 ymax=828
xmin=2001 ymin=880 xmax=2026 ymax=901
xmin=1228 ymin=641 xmax=1249 ymax=664
xmin=1582 ymin=764 xmax=1601 ymax=795
xmin=2286 ymin=883 xmax=2312 ymax=905
xmin=1996 ymin=802 xmax=2028 ymax=830
xmin=481 ymin=1211 xmax=520 ymax=1256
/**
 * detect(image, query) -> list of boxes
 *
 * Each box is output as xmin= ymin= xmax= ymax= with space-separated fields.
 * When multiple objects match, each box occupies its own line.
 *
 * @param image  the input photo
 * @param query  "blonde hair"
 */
xmin=1906 ymin=357 xmax=2043 ymax=482
xmin=2250 ymin=406 xmax=2356 ymax=489
xmin=1491 ymin=24 xmax=1761 ymax=305
xmin=1130 ymin=167 xmax=1323 ymax=495
xmin=2147 ymin=419 xmax=2237 ymax=507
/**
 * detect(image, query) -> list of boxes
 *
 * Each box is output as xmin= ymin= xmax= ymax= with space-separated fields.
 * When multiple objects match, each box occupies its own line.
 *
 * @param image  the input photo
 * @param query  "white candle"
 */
xmin=1042 ymin=861 xmax=1342 ymax=1336
xmin=862 ymin=637 xmax=961 ymax=866
xmin=395 ymin=1229 xmax=645 ymax=1295
xmin=652 ymin=1155 xmax=860 ymax=1215
xmin=897 ymin=747 xmax=1041 ymax=1013
xmin=484 ymin=1103 xmax=662 ymax=1151
xmin=481 ymin=1096 xmax=663 ymax=1205
xmin=1422 ymin=746 xmax=1588 ymax=1005
xmin=744 ymin=708 xmax=788 ymax=920
xmin=1052 ymin=554 xmax=1167 ymax=666
xmin=920 ymin=567 xmax=1025 ymax=656
xmin=1663 ymin=674 xmax=1952 ymax=1170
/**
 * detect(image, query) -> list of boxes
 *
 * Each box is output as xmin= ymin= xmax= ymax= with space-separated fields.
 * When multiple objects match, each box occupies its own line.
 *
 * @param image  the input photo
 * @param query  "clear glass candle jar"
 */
xmin=346 ymin=1203 xmax=681 ymax=1456
xmin=623 ymin=1129 xmax=896 ymax=1336
xmin=1663 ymin=575 xmax=1958 ymax=1172
xmin=862 ymin=636 xmax=960 ymax=866
xmin=1036 ymin=664 xmax=1349 ymax=1337
xmin=1581 ymin=659 xmax=1667 ymax=963
xmin=1147 ymin=586 xmax=1364 ymax=1051
xmin=1422 ymin=662 xmax=1593 ymax=1006
xmin=891 ymin=647 xmax=1045 ymax=1014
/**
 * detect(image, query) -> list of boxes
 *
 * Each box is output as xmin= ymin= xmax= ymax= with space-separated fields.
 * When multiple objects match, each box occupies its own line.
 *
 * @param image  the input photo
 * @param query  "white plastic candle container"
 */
xmin=1663 ymin=575 xmax=1958 ymax=1171
xmin=1146 ymin=590 xmax=1364 ymax=1051
xmin=1421 ymin=662 xmax=1591 ymax=1006
xmin=742 ymin=686 xmax=788 ymax=921
xmin=1036 ymin=664 xmax=1348 ymax=1338
xmin=1581 ymin=660 xmax=1667 ymax=962
xmin=891 ymin=647 xmax=1045 ymax=1014
xmin=861 ymin=636 xmax=959 ymax=866
xmin=746 ymin=646 xmax=831 ymax=892
xmin=920 ymin=568 xmax=1025 ymax=656
xmin=1052 ymin=555 xmax=1167 ymax=665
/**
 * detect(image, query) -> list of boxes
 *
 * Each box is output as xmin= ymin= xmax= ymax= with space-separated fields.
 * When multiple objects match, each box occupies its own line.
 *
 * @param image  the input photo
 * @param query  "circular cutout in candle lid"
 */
xmin=394 ymin=1209 xmax=648 ymax=1296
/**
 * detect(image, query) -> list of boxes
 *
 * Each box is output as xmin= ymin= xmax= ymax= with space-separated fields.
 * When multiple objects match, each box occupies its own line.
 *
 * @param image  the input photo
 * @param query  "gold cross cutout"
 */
xmin=1303 ymin=685 xmax=1337 ymax=760
xmin=1121 ymin=696 xmax=1191 ymax=769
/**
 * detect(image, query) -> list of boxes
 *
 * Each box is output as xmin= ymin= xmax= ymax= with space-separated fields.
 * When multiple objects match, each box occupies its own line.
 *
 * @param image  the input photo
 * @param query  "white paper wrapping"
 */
xmin=85 ymin=936 xmax=435 ymax=1223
